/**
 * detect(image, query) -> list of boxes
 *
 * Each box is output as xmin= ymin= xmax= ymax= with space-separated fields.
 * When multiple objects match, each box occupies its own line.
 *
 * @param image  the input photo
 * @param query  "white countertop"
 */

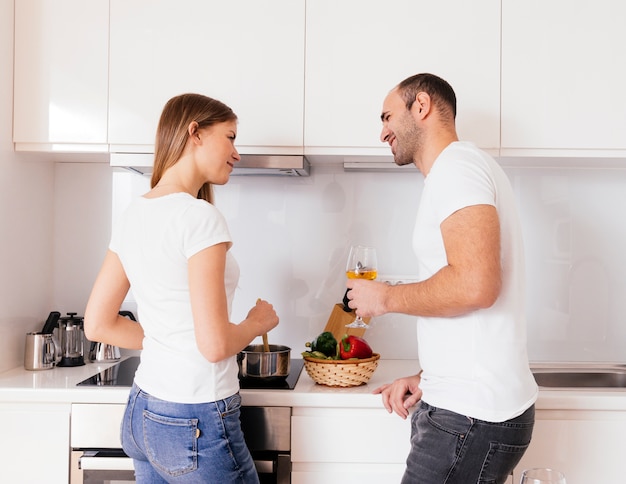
xmin=0 ymin=357 xmax=421 ymax=408
xmin=2 ymin=357 xmax=626 ymax=411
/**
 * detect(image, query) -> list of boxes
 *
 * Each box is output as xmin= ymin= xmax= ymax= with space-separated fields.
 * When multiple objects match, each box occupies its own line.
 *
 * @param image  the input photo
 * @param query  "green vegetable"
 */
xmin=305 ymin=331 xmax=338 ymax=358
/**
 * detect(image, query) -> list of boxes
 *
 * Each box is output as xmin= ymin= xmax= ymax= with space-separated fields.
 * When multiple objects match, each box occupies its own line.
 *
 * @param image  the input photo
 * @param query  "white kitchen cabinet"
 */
xmin=304 ymin=0 xmax=501 ymax=158
xmin=513 ymin=409 xmax=626 ymax=483
xmin=291 ymin=407 xmax=410 ymax=483
xmin=13 ymin=0 xmax=109 ymax=152
xmin=0 ymin=402 xmax=71 ymax=483
xmin=108 ymin=0 xmax=305 ymax=155
xmin=501 ymin=1 xmax=626 ymax=157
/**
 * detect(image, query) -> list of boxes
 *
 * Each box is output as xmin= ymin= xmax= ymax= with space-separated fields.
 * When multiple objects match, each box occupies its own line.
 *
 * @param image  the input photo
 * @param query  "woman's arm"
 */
xmin=84 ymin=250 xmax=144 ymax=349
xmin=188 ymin=242 xmax=278 ymax=363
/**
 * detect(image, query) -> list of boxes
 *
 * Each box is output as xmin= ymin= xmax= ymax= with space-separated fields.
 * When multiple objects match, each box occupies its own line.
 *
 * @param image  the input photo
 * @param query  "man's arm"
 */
xmin=347 ymin=204 xmax=502 ymax=318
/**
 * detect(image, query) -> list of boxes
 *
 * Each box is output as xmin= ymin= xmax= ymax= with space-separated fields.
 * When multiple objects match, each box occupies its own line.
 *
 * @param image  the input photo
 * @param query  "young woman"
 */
xmin=85 ymin=93 xmax=279 ymax=483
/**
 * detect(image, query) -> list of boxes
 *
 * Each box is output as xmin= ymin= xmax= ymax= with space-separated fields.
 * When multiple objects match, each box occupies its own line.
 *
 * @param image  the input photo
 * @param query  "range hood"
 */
xmin=341 ymin=156 xmax=415 ymax=172
xmin=110 ymin=153 xmax=310 ymax=177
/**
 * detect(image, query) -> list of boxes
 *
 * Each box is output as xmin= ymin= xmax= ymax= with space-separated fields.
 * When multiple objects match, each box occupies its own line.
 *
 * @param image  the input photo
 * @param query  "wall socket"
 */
xmin=377 ymin=274 xmax=419 ymax=285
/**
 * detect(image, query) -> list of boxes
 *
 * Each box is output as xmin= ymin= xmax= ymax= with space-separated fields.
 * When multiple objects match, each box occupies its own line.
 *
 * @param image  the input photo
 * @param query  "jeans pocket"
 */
xmin=143 ymin=409 xmax=199 ymax=477
xmin=479 ymin=442 xmax=530 ymax=484
xmin=425 ymin=405 xmax=472 ymax=438
xmin=220 ymin=392 xmax=242 ymax=418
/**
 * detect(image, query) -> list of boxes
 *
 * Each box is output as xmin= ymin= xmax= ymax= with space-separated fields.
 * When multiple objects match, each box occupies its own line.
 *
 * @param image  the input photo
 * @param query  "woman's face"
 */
xmin=196 ymin=120 xmax=240 ymax=184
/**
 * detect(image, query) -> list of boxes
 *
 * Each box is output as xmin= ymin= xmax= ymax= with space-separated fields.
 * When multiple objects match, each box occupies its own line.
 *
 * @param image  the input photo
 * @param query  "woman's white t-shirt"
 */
xmin=110 ymin=193 xmax=240 ymax=403
xmin=414 ymin=141 xmax=538 ymax=422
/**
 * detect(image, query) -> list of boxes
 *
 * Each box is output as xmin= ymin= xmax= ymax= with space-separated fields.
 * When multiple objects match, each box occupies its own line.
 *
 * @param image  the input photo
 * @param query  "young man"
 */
xmin=346 ymin=73 xmax=538 ymax=484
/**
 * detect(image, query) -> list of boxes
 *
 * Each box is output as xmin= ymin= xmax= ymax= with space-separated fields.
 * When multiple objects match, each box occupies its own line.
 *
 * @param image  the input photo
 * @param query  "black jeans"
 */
xmin=402 ymin=401 xmax=535 ymax=484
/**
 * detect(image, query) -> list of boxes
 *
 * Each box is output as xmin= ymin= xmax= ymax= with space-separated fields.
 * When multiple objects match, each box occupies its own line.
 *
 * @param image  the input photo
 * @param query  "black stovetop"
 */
xmin=77 ymin=356 xmax=304 ymax=390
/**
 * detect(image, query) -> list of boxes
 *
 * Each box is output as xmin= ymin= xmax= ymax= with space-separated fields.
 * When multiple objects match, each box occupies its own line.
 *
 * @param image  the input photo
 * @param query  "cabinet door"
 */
xmin=109 ymin=0 xmax=305 ymax=154
xmin=292 ymin=465 xmax=404 ymax=484
xmin=502 ymin=1 xmax=626 ymax=156
xmin=304 ymin=0 xmax=501 ymax=156
xmin=0 ymin=403 xmax=71 ymax=483
xmin=292 ymin=407 xmax=410 ymax=464
xmin=291 ymin=406 xmax=510 ymax=482
xmin=513 ymin=409 xmax=626 ymax=483
xmin=13 ymin=0 xmax=109 ymax=151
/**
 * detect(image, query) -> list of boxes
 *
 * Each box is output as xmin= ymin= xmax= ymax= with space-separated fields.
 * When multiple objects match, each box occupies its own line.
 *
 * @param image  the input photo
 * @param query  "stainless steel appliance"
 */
xmin=23 ymin=332 xmax=56 ymax=370
xmin=70 ymin=403 xmax=134 ymax=484
xmin=57 ymin=312 xmax=85 ymax=367
xmin=238 ymin=344 xmax=291 ymax=379
xmin=240 ymin=406 xmax=292 ymax=484
xmin=72 ymin=357 xmax=303 ymax=483
xmin=88 ymin=311 xmax=137 ymax=363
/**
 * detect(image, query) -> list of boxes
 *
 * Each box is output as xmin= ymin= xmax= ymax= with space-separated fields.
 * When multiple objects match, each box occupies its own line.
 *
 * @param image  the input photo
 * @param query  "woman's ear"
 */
xmin=188 ymin=121 xmax=201 ymax=143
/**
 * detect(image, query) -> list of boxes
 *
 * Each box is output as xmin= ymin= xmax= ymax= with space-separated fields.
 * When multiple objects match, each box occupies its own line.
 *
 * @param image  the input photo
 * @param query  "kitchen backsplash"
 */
xmin=104 ymin=161 xmax=626 ymax=363
xmin=3 ymin=158 xmax=626 ymax=371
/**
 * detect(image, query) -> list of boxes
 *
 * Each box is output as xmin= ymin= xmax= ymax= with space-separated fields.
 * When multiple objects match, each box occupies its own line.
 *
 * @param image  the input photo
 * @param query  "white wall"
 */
xmin=108 ymin=161 xmax=626 ymax=363
xmin=52 ymin=162 xmax=111 ymax=311
xmin=0 ymin=0 xmax=55 ymax=373
xmin=221 ymin=163 xmax=626 ymax=363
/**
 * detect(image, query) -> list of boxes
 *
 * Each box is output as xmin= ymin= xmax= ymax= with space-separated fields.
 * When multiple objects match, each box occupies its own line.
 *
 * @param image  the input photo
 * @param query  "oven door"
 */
xmin=70 ymin=450 xmax=135 ymax=484
xmin=240 ymin=406 xmax=292 ymax=484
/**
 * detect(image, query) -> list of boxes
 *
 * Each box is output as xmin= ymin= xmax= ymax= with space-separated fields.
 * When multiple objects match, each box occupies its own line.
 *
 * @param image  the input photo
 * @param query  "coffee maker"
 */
xmin=56 ymin=312 xmax=85 ymax=367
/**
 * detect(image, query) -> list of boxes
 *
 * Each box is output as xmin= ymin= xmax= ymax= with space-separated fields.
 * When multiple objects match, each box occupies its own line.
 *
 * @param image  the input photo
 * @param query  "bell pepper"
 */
xmin=305 ymin=331 xmax=339 ymax=358
xmin=340 ymin=335 xmax=373 ymax=359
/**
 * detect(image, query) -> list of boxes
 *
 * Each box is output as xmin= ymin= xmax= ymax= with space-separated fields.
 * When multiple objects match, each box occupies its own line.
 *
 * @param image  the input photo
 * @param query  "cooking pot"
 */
xmin=238 ymin=344 xmax=291 ymax=379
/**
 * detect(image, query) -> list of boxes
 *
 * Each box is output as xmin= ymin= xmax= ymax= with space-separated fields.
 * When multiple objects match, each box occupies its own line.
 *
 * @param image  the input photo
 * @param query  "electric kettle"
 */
xmin=88 ymin=310 xmax=137 ymax=362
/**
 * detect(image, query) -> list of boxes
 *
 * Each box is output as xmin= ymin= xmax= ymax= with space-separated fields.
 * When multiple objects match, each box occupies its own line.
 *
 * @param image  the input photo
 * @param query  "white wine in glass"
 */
xmin=520 ymin=468 xmax=566 ymax=484
xmin=345 ymin=245 xmax=378 ymax=329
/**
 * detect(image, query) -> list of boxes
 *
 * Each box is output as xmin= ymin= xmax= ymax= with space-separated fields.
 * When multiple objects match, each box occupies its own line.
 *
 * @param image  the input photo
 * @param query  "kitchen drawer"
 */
xmin=291 ymin=407 xmax=410 ymax=463
xmin=71 ymin=403 xmax=126 ymax=448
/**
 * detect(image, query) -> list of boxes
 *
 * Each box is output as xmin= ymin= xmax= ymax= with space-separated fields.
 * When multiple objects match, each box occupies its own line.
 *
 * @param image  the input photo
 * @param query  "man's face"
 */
xmin=380 ymin=89 xmax=422 ymax=167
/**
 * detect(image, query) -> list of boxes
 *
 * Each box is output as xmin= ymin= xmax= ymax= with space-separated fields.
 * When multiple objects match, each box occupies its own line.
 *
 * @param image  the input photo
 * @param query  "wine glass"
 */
xmin=520 ymin=468 xmax=567 ymax=484
xmin=345 ymin=245 xmax=378 ymax=329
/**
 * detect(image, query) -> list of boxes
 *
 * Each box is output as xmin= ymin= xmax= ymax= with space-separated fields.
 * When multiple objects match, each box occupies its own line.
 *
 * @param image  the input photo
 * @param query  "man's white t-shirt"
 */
xmin=414 ymin=141 xmax=538 ymax=422
xmin=110 ymin=193 xmax=240 ymax=403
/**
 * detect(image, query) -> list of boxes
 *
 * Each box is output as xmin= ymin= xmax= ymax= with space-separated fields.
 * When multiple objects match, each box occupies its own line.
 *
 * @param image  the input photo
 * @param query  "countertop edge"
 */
xmin=4 ymin=358 xmax=626 ymax=411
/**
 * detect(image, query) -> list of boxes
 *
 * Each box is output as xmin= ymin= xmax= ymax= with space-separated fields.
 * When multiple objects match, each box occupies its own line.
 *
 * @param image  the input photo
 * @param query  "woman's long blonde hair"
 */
xmin=150 ymin=93 xmax=238 ymax=204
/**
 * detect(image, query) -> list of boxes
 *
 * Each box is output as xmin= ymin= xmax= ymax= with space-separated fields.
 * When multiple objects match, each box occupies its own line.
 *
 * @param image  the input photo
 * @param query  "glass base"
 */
xmin=345 ymin=318 xmax=369 ymax=329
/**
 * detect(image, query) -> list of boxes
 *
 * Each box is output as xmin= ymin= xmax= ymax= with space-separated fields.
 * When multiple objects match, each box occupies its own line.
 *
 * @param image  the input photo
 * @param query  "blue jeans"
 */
xmin=402 ymin=401 xmax=535 ymax=484
xmin=121 ymin=383 xmax=259 ymax=484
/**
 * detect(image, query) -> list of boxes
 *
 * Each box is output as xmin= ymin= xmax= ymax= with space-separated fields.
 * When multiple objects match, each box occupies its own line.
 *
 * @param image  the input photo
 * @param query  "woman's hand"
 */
xmin=372 ymin=373 xmax=423 ymax=419
xmin=247 ymin=298 xmax=279 ymax=336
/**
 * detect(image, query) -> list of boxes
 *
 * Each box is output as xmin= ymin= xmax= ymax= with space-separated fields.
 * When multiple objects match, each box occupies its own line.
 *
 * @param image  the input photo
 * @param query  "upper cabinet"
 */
xmin=108 ymin=0 xmax=305 ymax=155
xmin=13 ymin=0 xmax=109 ymax=152
xmin=304 ymin=0 xmax=501 ymax=157
xmin=12 ymin=0 xmax=626 ymax=160
xmin=501 ymin=1 xmax=626 ymax=157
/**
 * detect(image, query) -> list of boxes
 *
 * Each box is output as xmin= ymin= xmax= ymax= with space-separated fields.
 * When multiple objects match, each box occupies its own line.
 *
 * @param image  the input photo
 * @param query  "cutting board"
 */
xmin=323 ymin=303 xmax=370 ymax=343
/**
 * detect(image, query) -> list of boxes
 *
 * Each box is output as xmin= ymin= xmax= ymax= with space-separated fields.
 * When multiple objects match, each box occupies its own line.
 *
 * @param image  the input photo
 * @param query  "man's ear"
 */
xmin=414 ymin=91 xmax=430 ymax=117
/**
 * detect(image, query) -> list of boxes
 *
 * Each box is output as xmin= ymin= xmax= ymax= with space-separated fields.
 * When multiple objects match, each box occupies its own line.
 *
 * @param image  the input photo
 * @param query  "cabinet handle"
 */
xmin=79 ymin=455 xmax=134 ymax=471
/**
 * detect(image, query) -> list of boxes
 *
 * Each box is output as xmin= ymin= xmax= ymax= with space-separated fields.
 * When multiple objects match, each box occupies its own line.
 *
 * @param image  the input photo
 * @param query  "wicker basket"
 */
xmin=303 ymin=353 xmax=380 ymax=387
